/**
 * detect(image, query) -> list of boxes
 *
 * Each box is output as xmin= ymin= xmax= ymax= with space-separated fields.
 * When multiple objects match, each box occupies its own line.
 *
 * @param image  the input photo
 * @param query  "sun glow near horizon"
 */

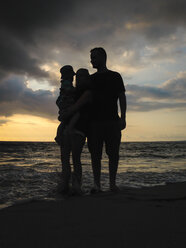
xmin=0 ymin=110 xmax=186 ymax=142
xmin=0 ymin=115 xmax=58 ymax=142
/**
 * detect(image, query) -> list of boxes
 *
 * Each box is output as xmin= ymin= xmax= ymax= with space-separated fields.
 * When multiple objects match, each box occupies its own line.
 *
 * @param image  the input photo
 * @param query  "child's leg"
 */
xmin=55 ymin=122 xmax=63 ymax=145
xmin=71 ymin=132 xmax=86 ymax=192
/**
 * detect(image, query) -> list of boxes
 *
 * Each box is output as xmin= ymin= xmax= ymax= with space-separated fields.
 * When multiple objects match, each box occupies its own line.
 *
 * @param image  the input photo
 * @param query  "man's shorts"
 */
xmin=87 ymin=120 xmax=121 ymax=160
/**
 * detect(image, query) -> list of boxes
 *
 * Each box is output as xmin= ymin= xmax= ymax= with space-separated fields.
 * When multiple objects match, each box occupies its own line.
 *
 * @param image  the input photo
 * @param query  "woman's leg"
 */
xmin=71 ymin=132 xmax=85 ymax=187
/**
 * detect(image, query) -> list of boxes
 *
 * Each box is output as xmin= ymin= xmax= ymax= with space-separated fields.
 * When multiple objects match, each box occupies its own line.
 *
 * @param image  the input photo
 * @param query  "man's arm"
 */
xmin=118 ymin=91 xmax=127 ymax=130
xmin=62 ymin=90 xmax=92 ymax=119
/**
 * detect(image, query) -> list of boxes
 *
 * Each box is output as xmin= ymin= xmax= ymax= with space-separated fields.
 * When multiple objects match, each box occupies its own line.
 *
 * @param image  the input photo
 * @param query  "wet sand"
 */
xmin=0 ymin=182 xmax=186 ymax=248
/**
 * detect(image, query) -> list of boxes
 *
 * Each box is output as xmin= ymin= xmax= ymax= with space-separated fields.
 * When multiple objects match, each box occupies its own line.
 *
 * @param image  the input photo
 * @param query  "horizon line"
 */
xmin=0 ymin=140 xmax=186 ymax=143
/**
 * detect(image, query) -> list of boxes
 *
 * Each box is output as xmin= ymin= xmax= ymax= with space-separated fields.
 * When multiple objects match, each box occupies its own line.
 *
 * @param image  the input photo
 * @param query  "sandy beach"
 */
xmin=0 ymin=182 xmax=186 ymax=248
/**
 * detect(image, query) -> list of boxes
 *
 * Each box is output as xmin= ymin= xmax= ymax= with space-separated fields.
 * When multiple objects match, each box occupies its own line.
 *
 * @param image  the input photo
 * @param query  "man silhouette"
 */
xmin=88 ymin=47 xmax=127 ymax=192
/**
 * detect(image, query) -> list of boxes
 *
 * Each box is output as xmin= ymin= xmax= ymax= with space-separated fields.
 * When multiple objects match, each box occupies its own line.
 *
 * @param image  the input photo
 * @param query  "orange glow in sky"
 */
xmin=0 ymin=111 xmax=186 ymax=142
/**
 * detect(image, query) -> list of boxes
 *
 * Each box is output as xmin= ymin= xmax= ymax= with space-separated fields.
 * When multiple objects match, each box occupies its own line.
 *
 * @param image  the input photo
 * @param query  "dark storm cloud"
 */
xmin=0 ymin=1 xmax=70 ymax=37
xmin=0 ymin=0 xmax=186 ymax=118
xmin=126 ymin=99 xmax=186 ymax=112
xmin=0 ymin=0 xmax=186 ymax=80
xmin=126 ymin=85 xmax=170 ymax=100
xmin=126 ymin=71 xmax=186 ymax=111
xmin=0 ymin=76 xmax=58 ymax=119
xmin=0 ymin=0 xmax=72 ymax=80
xmin=0 ymin=31 xmax=49 ymax=79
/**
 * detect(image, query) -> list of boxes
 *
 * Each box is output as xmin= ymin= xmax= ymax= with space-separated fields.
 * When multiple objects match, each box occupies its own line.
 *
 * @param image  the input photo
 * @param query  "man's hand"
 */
xmin=118 ymin=91 xmax=127 ymax=130
xmin=120 ymin=117 xmax=126 ymax=130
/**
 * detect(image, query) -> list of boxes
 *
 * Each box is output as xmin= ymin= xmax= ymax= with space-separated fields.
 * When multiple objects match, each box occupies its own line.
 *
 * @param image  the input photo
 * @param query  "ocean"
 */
xmin=0 ymin=141 xmax=186 ymax=209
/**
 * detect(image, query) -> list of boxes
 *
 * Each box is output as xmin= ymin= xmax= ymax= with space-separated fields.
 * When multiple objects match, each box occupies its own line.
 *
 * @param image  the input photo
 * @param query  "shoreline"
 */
xmin=1 ymin=181 xmax=186 ymax=211
xmin=1 ymin=182 xmax=186 ymax=247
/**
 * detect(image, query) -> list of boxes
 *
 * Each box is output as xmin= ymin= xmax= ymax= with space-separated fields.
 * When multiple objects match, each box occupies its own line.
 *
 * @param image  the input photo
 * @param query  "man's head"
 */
xmin=60 ymin=65 xmax=75 ymax=81
xmin=90 ymin=47 xmax=107 ymax=69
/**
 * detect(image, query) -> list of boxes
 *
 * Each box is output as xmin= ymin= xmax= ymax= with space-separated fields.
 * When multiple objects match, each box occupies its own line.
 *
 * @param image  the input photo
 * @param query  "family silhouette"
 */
xmin=55 ymin=47 xmax=127 ymax=195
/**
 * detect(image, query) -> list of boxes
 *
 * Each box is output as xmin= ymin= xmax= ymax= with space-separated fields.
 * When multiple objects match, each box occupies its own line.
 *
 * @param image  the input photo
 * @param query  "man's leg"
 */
xmin=87 ymin=121 xmax=103 ymax=190
xmin=90 ymin=154 xmax=102 ymax=189
xmin=105 ymin=120 xmax=121 ymax=190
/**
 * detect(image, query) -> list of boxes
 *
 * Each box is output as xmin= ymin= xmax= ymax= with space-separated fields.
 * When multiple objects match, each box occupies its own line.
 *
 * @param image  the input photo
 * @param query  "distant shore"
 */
xmin=1 ymin=182 xmax=186 ymax=248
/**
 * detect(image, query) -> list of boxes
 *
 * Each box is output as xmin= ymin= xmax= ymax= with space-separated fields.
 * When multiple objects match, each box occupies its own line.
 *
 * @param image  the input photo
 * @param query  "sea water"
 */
xmin=0 ymin=141 xmax=186 ymax=209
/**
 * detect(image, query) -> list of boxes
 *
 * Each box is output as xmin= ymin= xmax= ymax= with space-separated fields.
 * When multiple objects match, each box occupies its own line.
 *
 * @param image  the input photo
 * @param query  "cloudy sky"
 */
xmin=0 ymin=0 xmax=186 ymax=141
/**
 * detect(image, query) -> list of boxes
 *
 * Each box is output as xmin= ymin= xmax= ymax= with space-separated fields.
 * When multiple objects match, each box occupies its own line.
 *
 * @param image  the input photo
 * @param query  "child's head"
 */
xmin=60 ymin=65 xmax=75 ymax=82
xmin=76 ymin=68 xmax=89 ymax=90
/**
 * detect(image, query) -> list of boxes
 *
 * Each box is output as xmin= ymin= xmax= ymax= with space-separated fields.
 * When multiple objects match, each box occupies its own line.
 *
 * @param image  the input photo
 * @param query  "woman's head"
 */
xmin=76 ymin=68 xmax=89 ymax=90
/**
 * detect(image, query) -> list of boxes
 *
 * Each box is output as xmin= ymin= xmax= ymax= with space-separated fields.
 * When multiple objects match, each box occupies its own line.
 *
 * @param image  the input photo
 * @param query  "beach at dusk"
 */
xmin=1 ymin=0 xmax=186 ymax=247
xmin=1 ymin=182 xmax=186 ymax=248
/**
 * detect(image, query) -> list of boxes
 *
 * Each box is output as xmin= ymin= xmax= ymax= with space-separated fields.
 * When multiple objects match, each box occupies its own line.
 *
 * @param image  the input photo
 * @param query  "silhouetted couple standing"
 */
xmin=56 ymin=47 xmax=126 ymax=195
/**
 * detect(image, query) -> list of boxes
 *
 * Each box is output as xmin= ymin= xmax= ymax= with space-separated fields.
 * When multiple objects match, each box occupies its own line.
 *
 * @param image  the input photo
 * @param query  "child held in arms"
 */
xmin=55 ymin=65 xmax=79 ymax=145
